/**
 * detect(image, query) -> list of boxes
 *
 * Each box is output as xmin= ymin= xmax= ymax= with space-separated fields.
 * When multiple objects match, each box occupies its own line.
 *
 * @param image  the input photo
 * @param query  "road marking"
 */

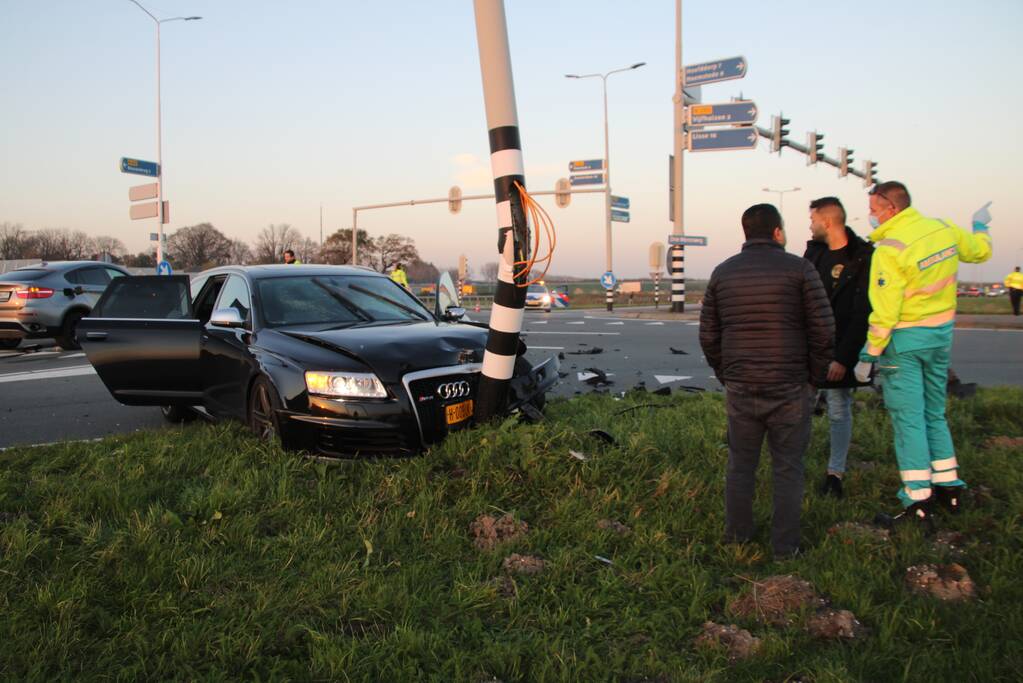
xmin=522 ymin=331 xmax=621 ymax=336
xmin=606 ymin=322 xmax=624 ymax=326
xmin=655 ymin=374 xmax=694 ymax=384
xmin=0 ymin=364 xmax=96 ymax=384
xmin=686 ymin=322 xmax=700 ymax=326
xmin=578 ymin=371 xmax=615 ymax=382
xmin=0 ymin=436 xmax=105 ymax=452
xmin=0 ymin=351 xmax=21 ymax=358
xmin=566 ymin=321 xmax=585 ymax=325
xmin=527 ymin=346 xmax=564 ymax=350
xmin=62 ymin=352 xmax=86 ymax=359
xmin=645 ymin=322 xmax=665 ymax=326
xmin=530 ymin=320 xmax=548 ymax=325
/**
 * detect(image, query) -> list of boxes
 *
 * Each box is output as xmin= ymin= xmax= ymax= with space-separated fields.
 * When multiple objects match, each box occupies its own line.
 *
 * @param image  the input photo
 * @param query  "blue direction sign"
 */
xmin=600 ymin=271 xmax=617 ymax=290
xmin=668 ymin=234 xmax=708 ymax=246
xmin=570 ymin=173 xmax=604 ymax=186
xmin=688 ymin=127 xmax=759 ymax=153
xmin=610 ymin=209 xmax=630 ymax=223
xmin=156 ymin=260 xmax=173 ymax=275
xmin=611 ymin=195 xmax=629 ymax=209
xmin=120 ymin=157 xmax=160 ymax=177
xmin=687 ymin=101 xmax=758 ymax=128
xmin=569 ymin=159 xmax=604 ymax=173
xmin=683 ymin=56 xmax=748 ymax=87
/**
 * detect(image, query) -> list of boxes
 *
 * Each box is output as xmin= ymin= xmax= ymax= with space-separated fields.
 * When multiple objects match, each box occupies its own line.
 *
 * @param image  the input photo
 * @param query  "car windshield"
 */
xmin=0 ymin=269 xmax=49 ymax=282
xmin=527 ymin=285 xmax=547 ymax=294
xmin=257 ymin=274 xmax=433 ymax=328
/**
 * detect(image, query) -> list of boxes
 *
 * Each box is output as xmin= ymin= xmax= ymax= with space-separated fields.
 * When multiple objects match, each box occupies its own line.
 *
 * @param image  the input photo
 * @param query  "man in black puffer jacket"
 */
xmin=803 ymin=197 xmax=873 ymax=499
xmin=700 ymin=203 xmax=834 ymax=559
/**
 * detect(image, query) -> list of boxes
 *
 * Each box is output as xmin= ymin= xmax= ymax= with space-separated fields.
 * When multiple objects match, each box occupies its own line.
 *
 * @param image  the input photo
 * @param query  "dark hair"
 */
xmin=283 ymin=249 xmax=295 ymax=257
xmin=809 ymin=196 xmax=847 ymax=223
xmin=741 ymin=203 xmax=782 ymax=240
xmin=870 ymin=181 xmax=911 ymax=211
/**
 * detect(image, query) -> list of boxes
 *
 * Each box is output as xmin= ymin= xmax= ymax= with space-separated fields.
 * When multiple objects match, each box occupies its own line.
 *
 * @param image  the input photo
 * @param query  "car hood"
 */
xmin=281 ymin=321 xmax=488 ymax=383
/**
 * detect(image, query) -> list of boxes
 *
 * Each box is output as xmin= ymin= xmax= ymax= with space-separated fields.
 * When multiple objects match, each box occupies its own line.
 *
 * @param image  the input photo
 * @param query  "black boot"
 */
xmin=933 ymin=485 xmax=964 ymax=515
xmin=819 ymin=473 xmax=844 ymax=499
xmin=874 ymin=500 xmax=936 ymax=534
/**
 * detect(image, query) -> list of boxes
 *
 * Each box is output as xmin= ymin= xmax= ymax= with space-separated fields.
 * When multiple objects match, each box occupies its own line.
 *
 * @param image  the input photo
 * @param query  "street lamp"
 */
xmin=127 ymin=1 xmax=201 ymax=267
xmin=566 ymin=61 xmax=645 ymax=311
xmin=762 ymin=186 xmax=801 ymax=215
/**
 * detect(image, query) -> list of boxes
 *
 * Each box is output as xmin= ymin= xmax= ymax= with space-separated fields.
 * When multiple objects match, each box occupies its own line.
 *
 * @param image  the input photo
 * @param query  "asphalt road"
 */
xmin=1 ymin=310 xmax=1020 ymax=449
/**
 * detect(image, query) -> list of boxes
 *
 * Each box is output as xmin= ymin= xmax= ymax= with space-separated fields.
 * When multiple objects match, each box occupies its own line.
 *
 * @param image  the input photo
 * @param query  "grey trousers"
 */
xmin=724 ymin=381 xmax=814 ymax=556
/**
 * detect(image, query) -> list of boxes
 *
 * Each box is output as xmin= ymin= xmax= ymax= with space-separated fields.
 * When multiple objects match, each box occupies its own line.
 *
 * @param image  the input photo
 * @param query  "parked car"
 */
xmin=524 ymin=283 xmax=552 ymax=312
xmin=0 ymin=261 xmax=130 ymax=350
xmin=78 ymin=265 xmax=559 ymax=457
xmin=986 ymin=285 xmax=1006 ymax=297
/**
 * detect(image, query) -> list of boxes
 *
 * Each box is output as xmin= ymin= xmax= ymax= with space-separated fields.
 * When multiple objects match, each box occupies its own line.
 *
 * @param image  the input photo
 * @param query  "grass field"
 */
xmin=2 ymin=387 xmax=1022 ymax=681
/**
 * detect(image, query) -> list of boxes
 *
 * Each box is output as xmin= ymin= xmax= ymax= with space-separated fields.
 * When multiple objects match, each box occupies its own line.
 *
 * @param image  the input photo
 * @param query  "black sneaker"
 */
xmin=934 ymin=485 xmax=964 ymax=515
xmin=819 ymin=474 xmax=844 ymax=498
xmin=874 ymin=500 xmax=936 ymax=534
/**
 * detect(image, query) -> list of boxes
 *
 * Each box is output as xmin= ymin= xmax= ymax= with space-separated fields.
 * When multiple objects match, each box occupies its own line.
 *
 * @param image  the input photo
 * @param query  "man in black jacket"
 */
xmin=803 ymin=197 xmax=873 ymax=498
xmin=700 ymin=204 xmax=834 ymax=559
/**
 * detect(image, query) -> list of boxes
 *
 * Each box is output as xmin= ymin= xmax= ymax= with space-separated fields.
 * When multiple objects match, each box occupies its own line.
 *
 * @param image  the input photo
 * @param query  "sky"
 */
xmin=1 ymin=0 xmax=1021 ymax=281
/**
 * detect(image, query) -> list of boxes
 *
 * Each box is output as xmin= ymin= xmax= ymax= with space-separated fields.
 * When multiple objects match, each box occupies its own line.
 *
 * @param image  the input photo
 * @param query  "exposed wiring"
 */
xmin=511 ymin=181 xmax=557 ymax=286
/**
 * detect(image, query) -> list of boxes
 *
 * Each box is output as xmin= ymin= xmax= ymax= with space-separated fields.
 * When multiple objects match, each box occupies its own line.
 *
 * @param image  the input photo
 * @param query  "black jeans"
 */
xmin=1011 ymin=289 xmax=1021 ymax=316
xmin=724 ymin=381 xmax=813 ymax=556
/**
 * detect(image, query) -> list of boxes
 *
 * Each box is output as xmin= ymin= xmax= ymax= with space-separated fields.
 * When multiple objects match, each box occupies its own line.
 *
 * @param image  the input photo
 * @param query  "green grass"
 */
xmin=954 ymin=296 xmax=1016 ymax=315
xmin=2 ymin=387 xmax=1022 ymax=681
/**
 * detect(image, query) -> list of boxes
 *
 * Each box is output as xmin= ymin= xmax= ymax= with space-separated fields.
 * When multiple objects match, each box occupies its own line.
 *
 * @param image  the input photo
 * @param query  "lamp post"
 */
xmin=566 ymin=62 xmax=645 ymax=311
xmin=762 ymin=186 xmax=801 ymax=216
xmin=127 ymin=1 xmax=201 ymax=267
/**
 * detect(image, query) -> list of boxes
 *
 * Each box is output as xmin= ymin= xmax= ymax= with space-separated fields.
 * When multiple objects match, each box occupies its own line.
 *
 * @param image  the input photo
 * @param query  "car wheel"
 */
xmin=161 ymin=405 xmax=197 ymax=423
xmin=248 ymin=376 xmax=282 ymax=444
xmin=513 ymin=355 xmax=546 ymax=412
xmin=56 ymin=309 xmax=86 ymax=350
xmin=0 ymin=339 xmax=20 ymax=350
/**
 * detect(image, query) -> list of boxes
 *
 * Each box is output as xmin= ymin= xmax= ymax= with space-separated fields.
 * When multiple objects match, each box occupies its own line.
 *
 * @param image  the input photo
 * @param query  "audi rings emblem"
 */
xmin=436 ymin=380 xmax=471 ymax=400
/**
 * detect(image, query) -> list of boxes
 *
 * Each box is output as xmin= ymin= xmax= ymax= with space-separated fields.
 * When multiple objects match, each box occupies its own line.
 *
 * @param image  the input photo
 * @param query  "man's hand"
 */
xmin=826 ymin=361 xmax=847 ymax=382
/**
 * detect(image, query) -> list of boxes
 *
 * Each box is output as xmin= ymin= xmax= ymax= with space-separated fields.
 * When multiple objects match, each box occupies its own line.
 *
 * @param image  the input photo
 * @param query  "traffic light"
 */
xmin=839 ymin=147 xmax=855 ymax=177
xmin=807 ymin=131 xmax=824 ymax=165
xmin=448 ymin=185 xmax=463 ymax=214
xmin=863 ymin=160 xmax=879 ymax=188
xmin=771 ymin=114 xmax=791 ymax=153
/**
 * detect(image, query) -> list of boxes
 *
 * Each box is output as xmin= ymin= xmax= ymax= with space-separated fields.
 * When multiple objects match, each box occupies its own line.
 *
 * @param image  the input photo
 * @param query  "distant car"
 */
xmin=0 ymin=261 xmax=130 ymax=350
xmin=78 ymin=265 xmax=559 ymax=457
xmin=964 ymin=286 xmax=982 ymax=298
xmin=986 ymin=285 xmax=1006 ymax=297
xmin=524 ymin=284 xmax=552 ymax=313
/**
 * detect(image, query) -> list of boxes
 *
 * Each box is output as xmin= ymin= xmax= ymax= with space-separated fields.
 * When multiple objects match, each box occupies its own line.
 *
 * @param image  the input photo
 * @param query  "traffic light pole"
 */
xmin=670 ymin=0 xmax=686 ymax=313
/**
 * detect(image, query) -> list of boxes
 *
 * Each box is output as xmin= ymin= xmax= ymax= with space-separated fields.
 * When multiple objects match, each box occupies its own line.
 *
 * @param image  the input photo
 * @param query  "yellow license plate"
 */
xmin=445 ymin=399 xmax=474 ymax=425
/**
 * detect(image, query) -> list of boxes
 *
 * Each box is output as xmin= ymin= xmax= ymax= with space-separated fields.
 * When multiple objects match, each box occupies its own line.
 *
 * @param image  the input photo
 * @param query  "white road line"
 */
xmin=655 ymin=374 xmax=694 ymax=384
xmin=522 ymin=331 xmax=621 ymax=336
xmin=527 ymin=346 xmax=564 ymax=350
xmin=606 ymin=322 xmax=624 ymax=326
xmin=645 ymin=322 xmax=665 ymax=326
xmin=530 ymin=320 xmax=548 ymax=325
xmin=686 ymin=322 xmax=700 ymax=326
xmin=566 ymin=321 xmax=585 ymax=325
xmin=62 ymin=352 xmax=86 ymax=359
xmin=0 ymin=352 xmax=21 ymax=358
xmin=22 ymin=350 xmax=61 ymax=357
xmin=0 ymin=364 xmax=96 ymax=384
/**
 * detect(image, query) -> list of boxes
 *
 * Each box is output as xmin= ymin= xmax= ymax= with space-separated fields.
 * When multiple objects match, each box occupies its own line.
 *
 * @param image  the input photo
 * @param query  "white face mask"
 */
xmin=869 ymin=215 xmax=881 ymax=229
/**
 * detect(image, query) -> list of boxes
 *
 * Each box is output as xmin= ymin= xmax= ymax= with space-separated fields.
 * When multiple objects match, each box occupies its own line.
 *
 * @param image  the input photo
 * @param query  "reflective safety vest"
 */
xmin=1005 ymin=271 xmax=1023 ymax=291
xmin=863 ymin=207 xmax=991 ymax=358
xmin=390 ymin=268 xmax=409 ymax=288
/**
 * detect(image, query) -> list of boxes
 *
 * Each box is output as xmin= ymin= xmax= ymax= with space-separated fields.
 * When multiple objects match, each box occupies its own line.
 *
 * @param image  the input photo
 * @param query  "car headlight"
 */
xmin=542 ymin=295 xmax=551 ymax=304
xmin=305 ymin=371 xmax=387 ymax=399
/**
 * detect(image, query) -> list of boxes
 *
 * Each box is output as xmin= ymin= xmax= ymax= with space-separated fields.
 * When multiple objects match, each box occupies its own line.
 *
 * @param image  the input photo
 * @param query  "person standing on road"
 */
xmin=1004 ymin=266 xmax=1023 ymax=316
xmin=854 ymin=183 xmax=992 ymax=527
xmin=390 ymin=262 xmax=409 ymax=289
xmin=283 ymin=249 xmax=301 ymax=265
xmin=700 ymin=204 xmax=835 ymax=559
xmin=803 ymin=197 xmax=874 ymax=498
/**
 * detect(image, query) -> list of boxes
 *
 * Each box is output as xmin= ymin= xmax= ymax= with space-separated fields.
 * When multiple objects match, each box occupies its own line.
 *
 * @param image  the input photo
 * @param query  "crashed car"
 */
xmin=78 ymin=265 xmax=558 ymax=456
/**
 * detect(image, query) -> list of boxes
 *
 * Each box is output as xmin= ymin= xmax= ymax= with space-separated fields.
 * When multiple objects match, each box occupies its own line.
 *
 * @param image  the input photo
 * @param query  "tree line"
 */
xmin=0 ymin=221 xmax=448 ymax=280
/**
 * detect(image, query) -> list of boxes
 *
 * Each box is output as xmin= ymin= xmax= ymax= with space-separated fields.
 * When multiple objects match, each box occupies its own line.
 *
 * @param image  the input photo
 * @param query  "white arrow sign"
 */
xmin=654 ymin=375 xmax=693 ymax=384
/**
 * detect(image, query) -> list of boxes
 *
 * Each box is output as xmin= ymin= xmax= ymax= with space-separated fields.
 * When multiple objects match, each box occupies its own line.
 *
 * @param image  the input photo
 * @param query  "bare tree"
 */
xmin=228 ymin=239 xmax=253 ymax=265
xmin=33 ymin=228 xmax=94 ymax=260
xmin=294 ymin=236 xmax=320 ymax=264
xmin=481 ymin=261 xmax=500 ymax=281
xmin=166 ymin=223 xmax=232 ymax=270
xmin=372 ymin=233 xmax=421 ymax=273
xmin=92 ymin=235 xmax=127 ymax=260
xmin=320 ymin=228 xmax=377 ymax=266
xmin=405 ymin=259 xmax=440 ymax=283
xmin=0 ymin=222 xmax=35 ymax=260
xmin=254 ymin=223 xmax=302 ymax=264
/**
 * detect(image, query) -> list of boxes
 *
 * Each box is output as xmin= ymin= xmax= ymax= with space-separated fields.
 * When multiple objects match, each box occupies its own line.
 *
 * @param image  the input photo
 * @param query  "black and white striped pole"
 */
xmin=473 ymin=0 xmax=530 ymax=422
xmin=649 ymin=241 xmax=664 ymax=310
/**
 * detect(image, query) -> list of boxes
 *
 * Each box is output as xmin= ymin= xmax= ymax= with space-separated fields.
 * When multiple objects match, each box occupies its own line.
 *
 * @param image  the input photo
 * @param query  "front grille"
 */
xmin=317 ymin=427 xmax=412 ymax=457
xmin=407 ymin=371 xmax=480 ymax=445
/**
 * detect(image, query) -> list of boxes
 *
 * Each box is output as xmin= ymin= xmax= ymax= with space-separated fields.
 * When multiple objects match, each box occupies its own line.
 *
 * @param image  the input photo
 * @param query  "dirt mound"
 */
xmin=502 ymin=553 xmax=546 ymax=575
xmin=597 ymin=518 xmax=631 ymax=535
xmin=905 ymin=563 xmax=976 ymax=601
xmin=828 ymin=522 xmax=890 ymax=543
xmin=984 ymin=436 xmax=1023 ymax=450
xmin=470 ymin=514 xmax=528 ymax=551
xmin=807 ymin=609 xmax=868 ymax=640
xmin=728 ymin=575 xmax=825 ymax=627
xmin=693 ymin=621 xmax=762 ymax=661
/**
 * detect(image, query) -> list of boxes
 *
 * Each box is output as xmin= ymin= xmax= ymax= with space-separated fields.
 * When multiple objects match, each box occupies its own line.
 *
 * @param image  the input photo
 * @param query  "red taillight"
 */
xmin=15 ymin=287 xmax=54 ymax=299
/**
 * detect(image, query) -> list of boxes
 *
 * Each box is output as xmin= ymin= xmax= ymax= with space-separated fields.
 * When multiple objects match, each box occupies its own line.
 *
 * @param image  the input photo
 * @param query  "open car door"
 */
xmin=77 ymin=275 xmax=202 ymax=406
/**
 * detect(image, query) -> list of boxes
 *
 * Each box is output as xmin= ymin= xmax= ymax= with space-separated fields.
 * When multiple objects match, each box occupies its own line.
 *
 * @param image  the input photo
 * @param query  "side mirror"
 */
xmin=210 ymin=307 xmax=246 ymax=328
xmin=443 ymin=306 xmax=466 ymax=321
xmin=75 ymin=286 xmax=84 ymax=295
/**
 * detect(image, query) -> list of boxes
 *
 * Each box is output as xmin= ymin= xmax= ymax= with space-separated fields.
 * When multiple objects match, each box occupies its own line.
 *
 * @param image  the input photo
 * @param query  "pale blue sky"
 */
xmin=1 ymin=0 xmax=1020 ymax=279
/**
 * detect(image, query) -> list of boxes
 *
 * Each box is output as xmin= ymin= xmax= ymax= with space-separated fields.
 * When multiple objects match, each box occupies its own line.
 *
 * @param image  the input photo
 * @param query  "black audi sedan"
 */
xmin=78 ymin=265 xmax=558 ymax=456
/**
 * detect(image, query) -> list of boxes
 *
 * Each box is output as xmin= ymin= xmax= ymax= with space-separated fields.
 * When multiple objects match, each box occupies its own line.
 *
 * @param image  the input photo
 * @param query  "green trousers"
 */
xmin=879 ymin=342 xmax=965 ymax=507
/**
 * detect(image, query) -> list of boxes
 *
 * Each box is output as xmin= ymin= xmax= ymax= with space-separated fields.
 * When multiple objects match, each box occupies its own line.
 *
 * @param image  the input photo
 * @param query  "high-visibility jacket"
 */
xmin=862 ymin=207 xmax=991 ymax=359
xmin=390 ymin=268 xmax=409 ymax=288
xmin=1006 ymin=271 xmax=1023 ymax=291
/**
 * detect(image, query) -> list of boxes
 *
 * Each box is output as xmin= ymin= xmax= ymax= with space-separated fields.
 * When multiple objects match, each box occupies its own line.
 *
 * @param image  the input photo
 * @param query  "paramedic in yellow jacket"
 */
xmin=1005 ymin=266 xmax=1023 ymax=316
xmin=852 ymin=182 xmax=992 ymax=526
